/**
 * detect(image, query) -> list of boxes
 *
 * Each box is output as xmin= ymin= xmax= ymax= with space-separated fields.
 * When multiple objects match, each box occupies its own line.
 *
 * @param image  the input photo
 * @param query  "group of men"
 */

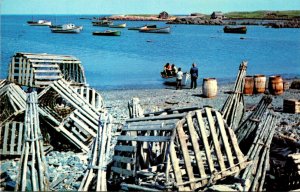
xmin=163 ymin=62 xmax=198 ymax=90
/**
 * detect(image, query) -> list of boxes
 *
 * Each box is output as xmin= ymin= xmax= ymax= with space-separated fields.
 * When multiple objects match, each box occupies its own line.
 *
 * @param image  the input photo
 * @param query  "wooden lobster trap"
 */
xmin=38 ymin=79 xmax=102 ymax=152
xmin=110 ymin=107 xmax=249 ymax=191
xmin=0 ymin=82 xmax=26 ymax=125
xmin=0 ymin=121 xmax=25 ymax=156
xmin=7 ymin=52 xmax=86 ymax=88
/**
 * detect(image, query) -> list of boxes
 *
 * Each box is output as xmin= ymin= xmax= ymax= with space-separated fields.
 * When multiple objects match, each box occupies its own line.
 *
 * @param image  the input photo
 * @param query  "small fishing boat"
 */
xmin=128 ymin=25 xmax=157 ymax=30
xmin=92 ymin=30 xmax=121 ymax=36
xmin=139 ymin=26 xmax=171 ymax=33
xmin=109 ymin=23 xmax=126 ymax=28
xmin=50 ymin=23 xmax=83 ymax=33
xmin=92 ymin=20 xmax=113 ymax=27
xmin=27 ymin=20 xmax=52 ymax=26
xmin=161 ymin=72 xmax=190 ymax=86
xmin=223 ymin=26 xmax=247 ymax=34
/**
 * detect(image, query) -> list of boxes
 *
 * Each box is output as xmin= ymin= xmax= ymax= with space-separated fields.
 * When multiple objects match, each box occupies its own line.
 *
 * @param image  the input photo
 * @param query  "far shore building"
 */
xmin=191 ymin=13 xmax=206 ymax=18
xmin=211 ymin=11 xmax=225 ymax=19
xmin=158 ymin=11 xmax=169 ymax=19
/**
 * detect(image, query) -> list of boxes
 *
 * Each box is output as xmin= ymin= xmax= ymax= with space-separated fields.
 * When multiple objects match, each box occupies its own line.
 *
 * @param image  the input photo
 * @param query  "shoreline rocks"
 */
xmin=108 ymin=15 xmax=176 ymax=21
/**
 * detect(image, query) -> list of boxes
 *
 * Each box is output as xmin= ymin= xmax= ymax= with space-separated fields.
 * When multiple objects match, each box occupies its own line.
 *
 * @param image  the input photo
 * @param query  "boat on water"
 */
xmin=161 ymin=72 xmax=191 ymax=86
xmin=92 ymin=20 xmax=113 ymax=27
xmin=50 ymin=23 xmax=83 ymax=33
xmin=139 ymin=26 xmax=171 ymax=34
xmin=128 ymin=25 xmax=157 ymax=30
xmin=109 ymin=23 xmax=126 ymax=28
xmin=92 ymin=30 xmax=121 ymax=36
xmin=223 ymin=26 xmax=247 ymax=34
xmin=27 ymin=20 xmax=52 ymax=26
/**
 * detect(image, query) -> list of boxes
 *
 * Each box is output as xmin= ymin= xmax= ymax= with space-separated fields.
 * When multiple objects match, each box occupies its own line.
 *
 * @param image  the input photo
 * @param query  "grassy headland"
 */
xmin=224 ymin=10 xmax=300 ymax=19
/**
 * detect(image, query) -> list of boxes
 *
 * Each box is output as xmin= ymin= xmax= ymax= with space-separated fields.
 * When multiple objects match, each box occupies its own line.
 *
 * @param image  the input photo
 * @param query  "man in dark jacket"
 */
xmin=190 ymin=63 xmax=198 ymax=89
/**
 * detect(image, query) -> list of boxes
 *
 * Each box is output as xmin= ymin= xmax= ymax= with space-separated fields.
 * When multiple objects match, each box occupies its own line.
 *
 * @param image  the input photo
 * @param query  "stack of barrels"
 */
xmin=243 ymin=75 xmax=284 ymax=95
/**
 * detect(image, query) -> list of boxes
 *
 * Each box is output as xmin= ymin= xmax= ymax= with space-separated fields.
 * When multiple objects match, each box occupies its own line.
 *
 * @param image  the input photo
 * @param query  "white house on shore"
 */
xmin=211 ymin=11 xmax=225 ymax=19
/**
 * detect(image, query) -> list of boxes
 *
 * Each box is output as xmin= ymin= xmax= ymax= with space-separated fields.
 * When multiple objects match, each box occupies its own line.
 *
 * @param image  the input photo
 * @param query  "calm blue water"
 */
xmin=1 ymin=15 xmax=300 ymax=90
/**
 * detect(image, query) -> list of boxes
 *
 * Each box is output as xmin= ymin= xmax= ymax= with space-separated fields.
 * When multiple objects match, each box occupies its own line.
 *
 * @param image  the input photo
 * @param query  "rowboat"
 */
xmin=92 ymin=20 xmax=113 ymax=27
xmin=128 ymin=25 xmax=157 ymax=30
xmin=161 ymin=72 xmax=190 ymax=86
xmin=139 ymin=26 xmax=171 ymax=33
xmin=109 ymin=23 xmax=127 ymax=28
xmin=223 ymin=26 xmax=247 ymax=34
xmin=50 ymin=23 xmax=83 ymax=33
xmin=27 ymin=20 xmax=52 ymax=26
xmin=92 ymin=30 xmax=121 ymax=36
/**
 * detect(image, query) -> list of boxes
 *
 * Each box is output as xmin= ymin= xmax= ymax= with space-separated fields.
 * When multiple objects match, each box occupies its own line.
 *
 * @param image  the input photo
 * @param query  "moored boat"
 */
xmin=50 ymin=23 xmax=83 ymax=33
xmin=128 ymin=25 xmax=157 ymax=30
xmin=223 ymin=26 xmax=247 ymax=34
xmin=92 ymin=20 xmax=113 ymax=27
xmin=139 ymin=26 xmax=171 ymax=33
xmin=109 ymin=23 xmax=126 ymax=28
xmin=161 ymin=72 xmax=190 ymax=86
xmin=27 ymin=20 xmax=52 ymax=26
xmin=92 ymin=30 xmax=121 ymax=36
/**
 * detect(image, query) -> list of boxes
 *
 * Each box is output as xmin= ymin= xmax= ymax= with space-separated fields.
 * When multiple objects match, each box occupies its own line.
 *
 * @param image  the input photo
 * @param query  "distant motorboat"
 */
xmin=92 ymin=30 xmax=121 ymax=36
xmin=50 ymin=23 xmax=83 ymax=33
xmin=128 ymin=24 xmax=157 ymax=30
xmin=139 ymin=26 xmax=171 ymax=33
xmin=27 ymin=20 xmax=52 ymax=26
xmin=92 ymin=20 xmax=113 ymax=27
xmin=223 ymin=26 xmax=247 ymax=34
xmin=161 ymin=72 xmax=190 ymax=86
xmin=109 ymin=23 xmax=127 ymax=28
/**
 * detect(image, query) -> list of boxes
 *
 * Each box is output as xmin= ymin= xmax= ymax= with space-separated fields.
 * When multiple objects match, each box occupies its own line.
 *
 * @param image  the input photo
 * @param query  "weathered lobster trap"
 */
xmin=110 ymin=107 xmax=249 ymax=191
xmin=7 ymin=52 xmax=86 ymax=88
xmin=38 ymin=79 xmax=102 ymax=152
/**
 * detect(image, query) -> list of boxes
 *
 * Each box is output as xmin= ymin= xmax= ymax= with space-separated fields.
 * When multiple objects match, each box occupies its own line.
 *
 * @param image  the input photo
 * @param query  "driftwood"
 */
xmin=38 ymin=79 xmax=102 ymax=152
xmin=235 ymin=95 xmax=273 ymax=153
xmin=0 ymin=82 xmax=26 ymax=125
xmin=8 ymin=52 xmax=86 ymax=88
xmin=15 ymin=92 xmax=49 ymax=191
xmin=221 ymin=61 xmax=247 ymax=130
xmin=110 ymin=107 xmax=249 ymax=191
xmin=79 ymin=112 xmax=113 ymax=191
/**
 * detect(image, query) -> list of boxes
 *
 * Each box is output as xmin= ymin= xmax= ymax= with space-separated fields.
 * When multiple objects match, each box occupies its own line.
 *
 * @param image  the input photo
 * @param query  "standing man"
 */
xmin=190 ymin=63 xmax=198 ymax=89
xmin=176 ymin=67 xmax=183 ymax=90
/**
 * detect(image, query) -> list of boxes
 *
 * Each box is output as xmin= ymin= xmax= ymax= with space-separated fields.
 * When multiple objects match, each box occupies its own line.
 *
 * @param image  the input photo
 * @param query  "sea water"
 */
xmin=1 ymin=15 xmax=300 ymax=90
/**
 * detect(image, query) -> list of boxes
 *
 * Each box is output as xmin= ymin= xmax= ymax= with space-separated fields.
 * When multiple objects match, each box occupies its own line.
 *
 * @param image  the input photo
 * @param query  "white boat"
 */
xmin=27 ymin=20 xmax=52 ymax=26
xmin=139 ymin=26 xmax=171 ymax=33
xmin=50 ymin=23 xmax=83 ymax=33
xmin=161 ymin=72 xmax=190 ymax=86
xmin=109 ymin=23 xmax=127 ymax=28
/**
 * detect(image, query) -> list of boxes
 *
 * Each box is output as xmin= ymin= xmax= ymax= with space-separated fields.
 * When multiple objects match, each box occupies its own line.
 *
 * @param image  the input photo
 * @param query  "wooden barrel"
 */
xmin=243 ymin=76 xmax=254 ymax=95
xmin=268 ymin=75 xmax=283 ymax=95
xmin=202 ymin=78 xmax=217 ymax=98
xmin=254 ymin=75 xmax=266 ymax=94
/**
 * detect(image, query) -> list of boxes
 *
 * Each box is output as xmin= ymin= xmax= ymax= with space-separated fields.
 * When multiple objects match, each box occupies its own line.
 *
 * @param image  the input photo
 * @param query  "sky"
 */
xmin=1 ymin=0 xmax=300 ymax=15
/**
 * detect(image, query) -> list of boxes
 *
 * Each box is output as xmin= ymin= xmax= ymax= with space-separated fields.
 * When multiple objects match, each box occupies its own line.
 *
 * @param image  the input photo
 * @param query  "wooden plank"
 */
xmin=196 ymin=110 xmax=215 ymax=172
xmin=205 ymin=108 xmax=226 ymax=172
xmin=91 ymin=89 xmax=96 ymax=107
xmin=10 ymin=122 xmax=16 ymax=155
xmin=73 ymin=110 xmax=98 ymax=131
xmin=34 ymin=70 xmax=61 ymax=73
xmin=126 ymin=113 xmax=185 ymax=122
xmin=123 ymin=123 xmax=175 ymax=131
xmin=111 ymin=166 xmax=135 ymax=177
xmin=70 ymin=126 xmax=88 ymax=143
xmin=34 ymin=75 xmax=62 ymax=79
xmin=21 ymin=58 xmax=27 ymax=85
xmin=186 ymin=114 xmax=207 ymax=181
xmin=25 ymin=61 xmax=31 ymax=86
xmin=29 ymin=59 xmax=81 ymax=64
xmin=215 ymin=111 xmax=235 ymax=169
xmin=69 ymin=113 xmax=96 ymax=137
xmin=114 ymin=145 xmax=136 ymax=152
xmin=32 ymin=64 xmax=59 ymax=68
xmin=169 ymin=140 xmax=185 ymax=191
xmin=18 ymin=57 xmax=23 ymax=84
xmin=2 ymin=123 xmax=10 ymax=154
xmin=17 ymin=123 xmax=24 ymax=154
xmin=113 ymin=155 xmax=136 ymax=164
xmin=117 ymin=135 xmax=171 ymax=142
xmin=176 ymin=122 xmax=195 ymax=190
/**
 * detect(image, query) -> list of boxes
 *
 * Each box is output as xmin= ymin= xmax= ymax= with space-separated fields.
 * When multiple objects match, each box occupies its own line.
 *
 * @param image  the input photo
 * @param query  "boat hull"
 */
xmin=27 ymin=20 xmax=52 ymax=26
xmin=128 ymin=25 xmax=157 ymax=30
xmin=140 ymin=26 xmax=170 ymax=33
xmin=161 ymin=73 xmax=190 ymax=86
xmin=51 ymin=28 xmax=81 ymax=33
xmin=223 ymin=26 xmax=247 ymax=34
xmin=109 ymin=23 xmax=126 ymax=28
xmin=92 ymin=31 xmax=121 ymax=36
